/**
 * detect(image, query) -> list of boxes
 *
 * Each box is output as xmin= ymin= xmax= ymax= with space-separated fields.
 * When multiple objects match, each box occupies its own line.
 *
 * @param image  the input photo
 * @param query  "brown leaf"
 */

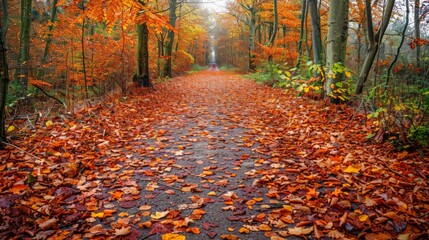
xmin=114 ymin=227 xmax=131 ymax=236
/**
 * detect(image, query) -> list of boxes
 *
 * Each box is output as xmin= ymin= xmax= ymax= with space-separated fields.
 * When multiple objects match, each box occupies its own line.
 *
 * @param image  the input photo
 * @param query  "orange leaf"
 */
xmin=10 ymin=184 xmax=28 ymax=194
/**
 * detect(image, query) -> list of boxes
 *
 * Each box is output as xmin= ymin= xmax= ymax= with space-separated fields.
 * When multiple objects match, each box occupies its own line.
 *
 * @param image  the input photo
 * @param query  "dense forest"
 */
xmin=1 ymin=0 xmax=429 ymax=239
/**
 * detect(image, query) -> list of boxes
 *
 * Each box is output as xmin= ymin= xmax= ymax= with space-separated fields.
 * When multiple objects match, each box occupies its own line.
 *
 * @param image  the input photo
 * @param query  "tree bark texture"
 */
xmin=308 ymin=0 xmax=323 ymax=65
xmin=136 ymin=23 xmax=151 ymax=87
xmin=0 ymin=24 xmax=9 ymax=148
xmin=296 ymin=0 xmax=308 ymax=69
xmin=1 ymin=0 xmax=8 ymax=47
xmin=249 ymin=7 xmax=256 ymax=71
xmin=267 ymin=0 xmax=278 ymax=47
xmin=325 ymin=0 xmax=349 ymax=103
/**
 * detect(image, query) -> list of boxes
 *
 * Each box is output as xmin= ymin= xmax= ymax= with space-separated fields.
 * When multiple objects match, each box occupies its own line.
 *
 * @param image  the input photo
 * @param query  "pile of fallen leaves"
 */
xmin=1 ymin=71 xmax=428 ymax=239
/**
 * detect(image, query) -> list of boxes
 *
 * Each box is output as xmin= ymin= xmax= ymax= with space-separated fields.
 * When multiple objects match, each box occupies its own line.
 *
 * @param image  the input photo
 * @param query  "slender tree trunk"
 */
xmin=415 ymin=0 xmax=421 ymax=69
xmin=136 ymin=23 xmax=151 ymax=87
xmin=267 ymin=0 xmax=278 ymax=61
xmin=15 ymin=0 xmax=32 ymax=98
xmin=385 ymin=0 xmax=409 ymax=89
xmin=296 ymin=0 xmax=308 ymax=69
xmin=164 ymin=0 xmax=177 ymax=77
xmin=81 ymin=16 xmax=89 ymax=100
xmin=249 ymin=8 xmax=256 ymax=71
xmin=325 ymin=0 xmax=349 ymax=103
xmin=0 ymin=24 xmax=8 ymax=148
xmin=355 ymin=0 xmax=395 ymax=94
xmin=38 ymin=0 xmax=58 ymax=80
xmin=1 ymin=0 xmax=8 ymax=47
xmin=308 ymin=0 xmax=323 ymax=65
xmin=157 ymin=35 xmax=165 ymax=78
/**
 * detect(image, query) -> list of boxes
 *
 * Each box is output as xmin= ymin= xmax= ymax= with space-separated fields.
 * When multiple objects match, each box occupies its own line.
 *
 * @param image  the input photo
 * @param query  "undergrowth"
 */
xmin=249 ymin=61 xmax=429 ymax=150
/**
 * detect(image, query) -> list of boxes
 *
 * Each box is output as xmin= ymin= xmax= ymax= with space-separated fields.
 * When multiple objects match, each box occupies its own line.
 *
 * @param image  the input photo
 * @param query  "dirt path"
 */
xmin=1 ymin=71 xmax=428 ymax=239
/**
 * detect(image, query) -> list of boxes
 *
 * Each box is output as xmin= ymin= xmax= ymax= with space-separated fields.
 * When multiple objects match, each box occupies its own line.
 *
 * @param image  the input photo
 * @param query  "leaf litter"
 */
xmin=0 ymin=71 xmax=428 ymax=239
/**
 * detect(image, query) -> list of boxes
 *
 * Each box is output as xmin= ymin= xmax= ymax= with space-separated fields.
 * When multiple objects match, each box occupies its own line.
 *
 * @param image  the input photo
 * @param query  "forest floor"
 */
xmin=0 ymin=71 xmax=428 ymax=240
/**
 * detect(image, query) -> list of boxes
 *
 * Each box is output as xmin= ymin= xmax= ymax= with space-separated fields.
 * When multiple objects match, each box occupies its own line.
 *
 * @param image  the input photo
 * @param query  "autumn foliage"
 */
xmin=1 ymin=0 xmax=429 ymax=239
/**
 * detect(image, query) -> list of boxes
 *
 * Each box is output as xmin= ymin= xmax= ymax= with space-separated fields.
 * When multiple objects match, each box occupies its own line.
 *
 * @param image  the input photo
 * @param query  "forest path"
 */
xmin=1 ymin=71 xmax=428 ymax=239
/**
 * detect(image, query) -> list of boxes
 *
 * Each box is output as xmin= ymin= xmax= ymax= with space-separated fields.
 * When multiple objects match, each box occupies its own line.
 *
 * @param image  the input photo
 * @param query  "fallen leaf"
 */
xmin=39 ymin=218 xmax=58 ymax=230
xmin=343 ymin=165 xmax=361 ymax=173
xmin=91 ymin=212 xmax=104 ymax=218
xmin=161 ymin=233 xmax=186 ymax=240
xmin=10 ymin=184 xmax=29 ymax=194
xmin=239 ymin=227 xmax=250 ymax=233
xmin=114 ymin=227 xmax=131 ymax=236
xmin=151 ymin=211 xmax=170 ymax=220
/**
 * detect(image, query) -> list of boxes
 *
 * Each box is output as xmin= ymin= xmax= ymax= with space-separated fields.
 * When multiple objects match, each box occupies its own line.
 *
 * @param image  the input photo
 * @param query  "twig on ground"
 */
xmin=1 ymin=141 xmax=44 ymax=163
xmin=142 ymin=233 xmax=157 ymax=239
xmin=377 ymin=157 xmax=403 ymax=176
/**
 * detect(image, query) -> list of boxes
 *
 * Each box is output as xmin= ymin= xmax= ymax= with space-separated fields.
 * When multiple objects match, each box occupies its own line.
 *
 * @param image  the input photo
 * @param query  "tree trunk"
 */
xmin=0 ymin=24 xmax=8 ymax=148
xmin=248 ymin=8 xmax=256 ymax=71
xmin=1 ymin=0 xmax=8 ymax=47
xmin=325 ymin=0 xmax=349 ymax=103
xmin=296 ymin=0 xmax=308 ymax=69
xmin=15 ymin=0 xmax=32 ymax=98
xmin=38 ymin=0 xmax=58 ymax=80
xmin=164 ymin=0 xmax=177 ymax=78
xmin=136 ymin=23 xmax=151 ymax=87
xmin=81 ymin=16 xmax=89 ymax=100
xmin=308 ymin=0 xmax=323 ymax=65
xmin=267 ymin=0 xmax=278 ymax=61
xmin=355 ymin=0 xmax=395 ymax=94
xmin=415 ymin=0 xmax=421 ymax=69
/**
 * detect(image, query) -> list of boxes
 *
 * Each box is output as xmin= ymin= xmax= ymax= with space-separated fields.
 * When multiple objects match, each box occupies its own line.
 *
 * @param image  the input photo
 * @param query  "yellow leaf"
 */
xmin=7 ymin=125 xmax=15 ymax=132
xmin=45 ymin=120 xmax=53 ymax=127
xmin=91 ymin=212 xmax=104 ymax=218
xmin=151 ymin=211 xmax=169 ymax=220
xmin=118 ymin=212 xmax=129 ymax=217
xmin=161 ymin=233 xmax=186 ymax=240
xmin=345 ymin=71 xmax=351 ymax=78
xmin=394 ymin=105 xmax=402 ymax=111
xmin=283 ymin=205 xmax=294 ymax=212
xmin=343 ymin=165 xmax=361 ymax=173
xmin=239 ymin=227 xmax=250 ymax=234
xmin=207 ymin=191 xmax=216 ymax=196
xmin=358 ymin=214 xmax=369 ymax=222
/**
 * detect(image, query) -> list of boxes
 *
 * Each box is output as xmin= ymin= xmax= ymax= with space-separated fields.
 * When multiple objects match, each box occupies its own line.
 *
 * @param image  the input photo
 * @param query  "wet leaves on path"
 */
xmin=1 ymin=71 xmax=428 ymax=239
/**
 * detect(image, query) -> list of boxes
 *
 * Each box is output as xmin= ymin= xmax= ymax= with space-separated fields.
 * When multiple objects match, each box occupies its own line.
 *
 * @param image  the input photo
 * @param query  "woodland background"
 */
xmin=0 ymin=0 xmax=428 ymax=149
